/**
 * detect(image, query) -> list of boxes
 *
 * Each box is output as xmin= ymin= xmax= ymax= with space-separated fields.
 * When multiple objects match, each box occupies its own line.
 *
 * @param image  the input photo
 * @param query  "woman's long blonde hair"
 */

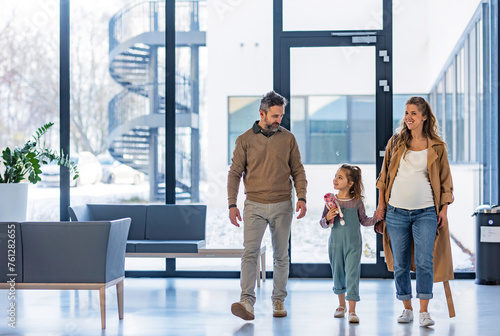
xmin=396 ymin=96 xmax=444 ymax=149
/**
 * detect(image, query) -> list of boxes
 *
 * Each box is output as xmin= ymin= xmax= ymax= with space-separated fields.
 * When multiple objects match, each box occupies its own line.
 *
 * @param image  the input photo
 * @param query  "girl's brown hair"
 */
xmin=396 ymin=96 xmax=444 ymax=149
xmin=339 ymin=163 xmax=364 ymax=200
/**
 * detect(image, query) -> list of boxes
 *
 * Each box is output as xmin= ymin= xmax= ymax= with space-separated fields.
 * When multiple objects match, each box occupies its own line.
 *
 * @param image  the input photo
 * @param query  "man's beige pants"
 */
xmin=240 ymin=199 xmax=293 ymax=306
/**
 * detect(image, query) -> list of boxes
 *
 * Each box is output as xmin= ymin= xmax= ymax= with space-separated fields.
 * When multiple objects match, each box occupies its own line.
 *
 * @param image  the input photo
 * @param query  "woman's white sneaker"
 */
xmin=397 ymin=309 xmax=414 ymax=323
xmin=419 ymin=312 xmax=435 ymax=327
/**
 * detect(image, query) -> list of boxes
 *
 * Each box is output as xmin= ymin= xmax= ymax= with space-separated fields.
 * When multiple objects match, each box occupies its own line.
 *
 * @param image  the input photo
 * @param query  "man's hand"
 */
xmin=229 ymin=207 xmax=242 ymax=227
xmin=296 ymin=200 xmax=307 ymax=219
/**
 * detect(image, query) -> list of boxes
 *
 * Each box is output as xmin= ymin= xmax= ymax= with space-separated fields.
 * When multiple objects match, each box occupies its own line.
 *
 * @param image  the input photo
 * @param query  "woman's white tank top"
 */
xmin=388 ymin=149 xmax=435 ymax=210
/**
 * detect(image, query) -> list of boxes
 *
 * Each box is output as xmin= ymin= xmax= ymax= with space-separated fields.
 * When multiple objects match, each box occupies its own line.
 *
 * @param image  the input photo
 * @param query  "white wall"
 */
xmin=392 ymin=0 xmax=431 ymax=94
xmin=393 ymin=0 xmax=482 ymax=93
xmin=426 ymin=0 xmax=483 ymax=89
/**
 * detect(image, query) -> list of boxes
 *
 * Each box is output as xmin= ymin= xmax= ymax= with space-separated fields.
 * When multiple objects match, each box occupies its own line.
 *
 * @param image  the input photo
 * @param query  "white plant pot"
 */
xmin=0 ymin=183 xmax=29 ymax=222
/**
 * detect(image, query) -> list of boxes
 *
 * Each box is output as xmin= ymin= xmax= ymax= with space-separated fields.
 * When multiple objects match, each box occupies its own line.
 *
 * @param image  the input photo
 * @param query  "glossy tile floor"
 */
xmin=0 ymin=278 xmax=498 ymax=336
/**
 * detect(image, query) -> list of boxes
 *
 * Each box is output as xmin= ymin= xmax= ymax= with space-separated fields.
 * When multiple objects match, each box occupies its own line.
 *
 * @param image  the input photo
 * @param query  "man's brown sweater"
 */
xmin=227 ymin=121 xmax=307 ymax=206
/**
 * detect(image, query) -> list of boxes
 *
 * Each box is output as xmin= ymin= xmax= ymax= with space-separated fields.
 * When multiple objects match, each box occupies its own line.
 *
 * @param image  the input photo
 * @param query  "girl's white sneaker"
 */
xmin=334 ymin=306 xmax=346 ymax=318
xmin=348 ymin=312 xmax=359 ymax=323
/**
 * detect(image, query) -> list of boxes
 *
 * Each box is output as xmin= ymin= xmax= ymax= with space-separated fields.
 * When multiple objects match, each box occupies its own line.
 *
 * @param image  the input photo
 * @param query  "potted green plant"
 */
xmin=0 ymin=122 xmax=79 ymax=221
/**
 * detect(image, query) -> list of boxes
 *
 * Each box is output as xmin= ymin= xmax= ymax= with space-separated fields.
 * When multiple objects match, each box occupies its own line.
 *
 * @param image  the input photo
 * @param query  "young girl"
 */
xmin=319 ymin=164 xmax=379 ymax=323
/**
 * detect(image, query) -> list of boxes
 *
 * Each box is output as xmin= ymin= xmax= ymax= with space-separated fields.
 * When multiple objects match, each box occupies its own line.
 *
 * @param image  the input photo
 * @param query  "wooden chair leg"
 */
xmin=99 ymin=286 xmax=106 ymax=329
xmin=256 ymin=257 xmax=261 ymax=287
xmin=443 ymin=280 xmax=455 ymax=318
xmin=117 ymin=280 xmax=124 ymax=320
xmin=261 ymin=251 xmax=266 ymax=282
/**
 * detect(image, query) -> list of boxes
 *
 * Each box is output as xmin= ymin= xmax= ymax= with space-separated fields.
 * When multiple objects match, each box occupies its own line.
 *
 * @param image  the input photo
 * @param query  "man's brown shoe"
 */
xmin=231 ymin=300 xmax=254 ymax=320
xmin=273 ymin=299 xmax=287 ymax=317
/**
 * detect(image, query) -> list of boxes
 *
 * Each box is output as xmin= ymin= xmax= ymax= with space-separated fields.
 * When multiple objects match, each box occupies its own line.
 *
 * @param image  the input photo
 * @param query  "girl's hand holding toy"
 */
xmin=324 ymin=193 xmax=345 ymax=226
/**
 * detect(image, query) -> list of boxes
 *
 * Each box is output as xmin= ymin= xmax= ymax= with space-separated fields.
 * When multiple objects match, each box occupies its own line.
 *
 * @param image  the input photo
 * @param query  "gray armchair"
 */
xmin=0 ymin=218 xmax=131 ymax=329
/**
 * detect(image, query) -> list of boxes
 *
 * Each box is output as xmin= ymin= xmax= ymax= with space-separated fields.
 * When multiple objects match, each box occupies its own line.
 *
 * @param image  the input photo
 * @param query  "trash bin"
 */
xmin=474 ymin=205 xmax=500 ymax=285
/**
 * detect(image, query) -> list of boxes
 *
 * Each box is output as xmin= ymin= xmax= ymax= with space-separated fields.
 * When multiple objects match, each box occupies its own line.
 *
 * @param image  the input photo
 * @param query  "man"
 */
xmin=227 ymin=90 xmax=308 ymax=320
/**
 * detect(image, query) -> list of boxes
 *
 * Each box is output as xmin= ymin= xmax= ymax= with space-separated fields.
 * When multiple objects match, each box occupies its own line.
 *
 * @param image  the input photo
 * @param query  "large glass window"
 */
xmin=228 ymin=97 xmax=260 ymax=164
xmin=457 ymin=49 xmax=466 ymax=161
xmin=306 ymin=96 xmax=349 ymax=164
xmin=445 ymin=67 xmax=455 ymax=160
xmin=68 ymin=1 xmax=150 ymax=210
xmin=426 ymin=7 xmax=487 ymax=273
xmin=1 ymin=1 xmax=61 ymax=221
xmin=65 ymin=1 xmax=166 ymax=271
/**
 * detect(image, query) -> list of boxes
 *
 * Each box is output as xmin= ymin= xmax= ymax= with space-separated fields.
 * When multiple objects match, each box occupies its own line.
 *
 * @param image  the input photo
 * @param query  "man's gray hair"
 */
xmin=259 ymin=90 xmax=287 ymax=113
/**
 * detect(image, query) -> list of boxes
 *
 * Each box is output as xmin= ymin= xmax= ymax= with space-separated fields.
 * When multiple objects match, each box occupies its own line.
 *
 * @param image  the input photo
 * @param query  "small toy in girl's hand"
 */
xmin=323 ymin=193 xmax=338 ymax=227
xmin=324 ymin=193 xmax=337 ymax=211
xmin=323 ymin=192 xmax=345 ymax=226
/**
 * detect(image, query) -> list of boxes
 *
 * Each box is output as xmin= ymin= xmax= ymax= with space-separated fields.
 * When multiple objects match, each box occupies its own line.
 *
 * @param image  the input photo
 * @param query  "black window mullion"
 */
xmin=60 ymin=0 xmax=70 ymax=221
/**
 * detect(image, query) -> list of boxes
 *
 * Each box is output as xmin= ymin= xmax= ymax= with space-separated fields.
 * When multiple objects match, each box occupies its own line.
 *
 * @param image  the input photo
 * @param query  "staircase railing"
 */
xmin=109 ymin=1 xmax=164 ymax=52
xmin=108 ymin=75 xmax=191 ymax=135
xmin=108 ymin=0 xmax=203 ymax=201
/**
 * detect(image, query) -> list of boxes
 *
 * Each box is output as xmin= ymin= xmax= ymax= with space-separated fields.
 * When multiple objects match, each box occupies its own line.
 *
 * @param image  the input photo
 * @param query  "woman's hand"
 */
xmin=325 ymin=208 xmax=338 ymax=222
xmin=438 ymin=204 xmax=448 ymax=229
xmin=376 ymin=189 xmax=386 ymax=222
xmin=375 ymin=203 xmax=386 ymax=222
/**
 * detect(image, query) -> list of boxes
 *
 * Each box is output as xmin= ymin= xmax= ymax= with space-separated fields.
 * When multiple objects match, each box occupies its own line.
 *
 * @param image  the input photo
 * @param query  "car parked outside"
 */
xmin=39 ymin=151 xmax=102 ymax=187
xmin=98 ymin=154 xmax=145 ymax=185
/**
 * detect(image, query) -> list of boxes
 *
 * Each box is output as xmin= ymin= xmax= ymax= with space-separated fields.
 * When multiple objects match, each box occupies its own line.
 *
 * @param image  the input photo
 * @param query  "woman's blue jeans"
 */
xmin=385 ymin=204 xmax=438 ymax=301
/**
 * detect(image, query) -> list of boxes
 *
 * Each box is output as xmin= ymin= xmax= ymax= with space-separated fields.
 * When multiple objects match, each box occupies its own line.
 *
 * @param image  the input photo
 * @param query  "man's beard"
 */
xmin=265 ymin=121 xmax=280 ymax=132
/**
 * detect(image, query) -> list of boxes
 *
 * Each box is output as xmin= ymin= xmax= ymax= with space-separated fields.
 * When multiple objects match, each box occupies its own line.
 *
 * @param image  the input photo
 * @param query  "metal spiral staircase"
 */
xmin=108 ymin=0 xmax=204 ymax=201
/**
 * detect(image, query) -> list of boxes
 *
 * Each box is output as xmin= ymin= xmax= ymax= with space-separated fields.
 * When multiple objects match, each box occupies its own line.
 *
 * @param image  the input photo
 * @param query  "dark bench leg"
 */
xmin=165 ymin=258 xmax=176 ymax=275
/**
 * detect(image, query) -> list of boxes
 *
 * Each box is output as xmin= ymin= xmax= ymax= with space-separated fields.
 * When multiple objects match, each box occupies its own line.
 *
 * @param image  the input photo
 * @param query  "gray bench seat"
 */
xmin=126 ymin=239 xmax=206 ymax=253
xmin=69 ymin=204 xmax=207 ymax=254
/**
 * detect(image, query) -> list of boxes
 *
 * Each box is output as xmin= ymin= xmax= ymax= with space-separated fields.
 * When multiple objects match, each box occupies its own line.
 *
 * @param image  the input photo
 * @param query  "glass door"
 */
xmin=274 ymin=0 xmax=394 ymax=278
xmin=288 ymin=46 xmax=382 ymax=276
